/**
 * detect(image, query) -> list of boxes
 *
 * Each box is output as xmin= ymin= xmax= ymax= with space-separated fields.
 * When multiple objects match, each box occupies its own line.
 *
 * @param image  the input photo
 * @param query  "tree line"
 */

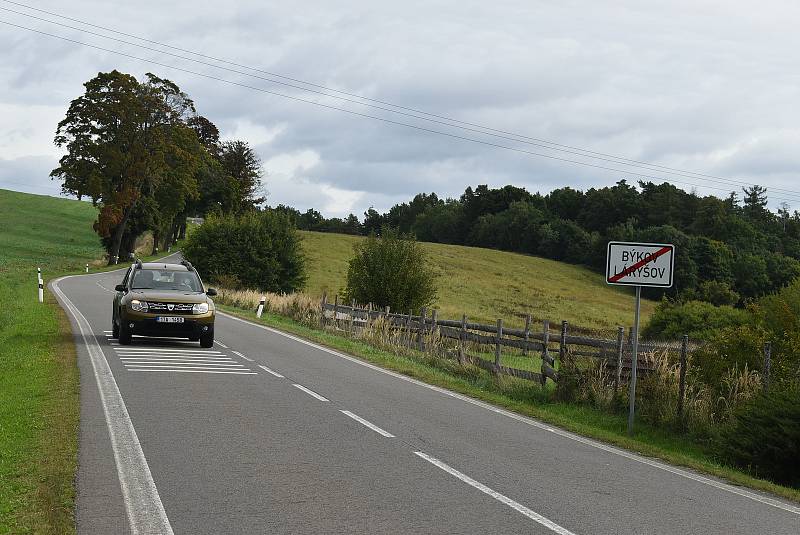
xmin=51 ymin=70 xmax=264 ymax=264
xmin=273 ymin=181 xmax=800 ymax=304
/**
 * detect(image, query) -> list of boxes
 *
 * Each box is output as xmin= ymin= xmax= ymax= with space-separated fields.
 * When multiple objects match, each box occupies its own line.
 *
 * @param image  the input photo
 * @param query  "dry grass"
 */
xmin=215 ymin=288 xmax=321 ymax=328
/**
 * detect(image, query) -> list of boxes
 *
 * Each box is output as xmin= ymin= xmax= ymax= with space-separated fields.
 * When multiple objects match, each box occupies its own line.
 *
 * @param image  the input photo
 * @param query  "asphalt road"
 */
xmin=52 ymin=258 xmax=800 ymax=534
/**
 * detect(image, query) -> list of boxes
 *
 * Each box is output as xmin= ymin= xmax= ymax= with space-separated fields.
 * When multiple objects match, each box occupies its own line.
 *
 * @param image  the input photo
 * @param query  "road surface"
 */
xmin=52 ymin=258 xmax=800 ymax=534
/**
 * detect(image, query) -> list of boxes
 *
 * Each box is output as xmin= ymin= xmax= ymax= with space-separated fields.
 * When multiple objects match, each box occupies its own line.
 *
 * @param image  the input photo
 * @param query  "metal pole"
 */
xmin=628 ymin=286 xmax=642 ymax=436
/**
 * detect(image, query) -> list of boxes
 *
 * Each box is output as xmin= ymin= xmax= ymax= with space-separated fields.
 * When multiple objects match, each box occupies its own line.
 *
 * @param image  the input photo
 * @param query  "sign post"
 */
xmin=606 ymin=241 xmax=675 ymax=435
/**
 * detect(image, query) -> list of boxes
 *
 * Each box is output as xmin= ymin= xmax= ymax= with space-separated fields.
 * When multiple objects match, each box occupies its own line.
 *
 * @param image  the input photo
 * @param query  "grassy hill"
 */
xmin=0 ymin=188 xmax=103 ymax=533
xmin=300 ymin=231 xmax=655 ymax=333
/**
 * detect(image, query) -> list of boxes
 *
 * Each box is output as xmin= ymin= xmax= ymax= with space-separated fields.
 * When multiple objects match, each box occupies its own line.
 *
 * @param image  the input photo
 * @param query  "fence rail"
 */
xmin=318 ymin=296 xmax=696 ymax=388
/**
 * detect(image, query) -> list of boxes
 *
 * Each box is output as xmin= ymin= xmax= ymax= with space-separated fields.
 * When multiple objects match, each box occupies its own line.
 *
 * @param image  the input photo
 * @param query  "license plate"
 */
xmin=156 ymin=316 xmax=184 ymax=323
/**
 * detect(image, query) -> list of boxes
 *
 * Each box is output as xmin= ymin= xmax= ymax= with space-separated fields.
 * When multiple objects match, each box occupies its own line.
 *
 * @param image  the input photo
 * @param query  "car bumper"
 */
xmin=120 ymin=310 xmax=214 ymax=337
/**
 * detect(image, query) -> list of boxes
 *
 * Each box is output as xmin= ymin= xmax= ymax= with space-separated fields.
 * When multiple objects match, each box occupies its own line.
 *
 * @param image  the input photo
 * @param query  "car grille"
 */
xmin=147 ymin=302 xmax=195 ymax=314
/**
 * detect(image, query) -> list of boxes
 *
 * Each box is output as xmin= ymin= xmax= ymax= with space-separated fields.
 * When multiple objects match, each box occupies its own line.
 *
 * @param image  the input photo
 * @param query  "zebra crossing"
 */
xmin=102 ymin=331 xmax=257 ymax=375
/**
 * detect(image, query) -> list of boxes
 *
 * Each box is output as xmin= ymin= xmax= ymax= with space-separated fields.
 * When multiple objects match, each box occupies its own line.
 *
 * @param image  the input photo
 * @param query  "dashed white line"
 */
xmin=340 ymin=410 xmax=395 ymax=438
xmin=258 ymin=365 xmax=284 ymax=378
xmin=413 ymin=452 xmax=575 ymax=535
xmin=292 ymin=383 xmax=329 ymax=402
xmin=215 ymin=341 xmax=229 ymax=348
xmin=231 ymin=350 xmax=253 ymax=361
xmin=219 ymin=311 xmax=800 ymax=516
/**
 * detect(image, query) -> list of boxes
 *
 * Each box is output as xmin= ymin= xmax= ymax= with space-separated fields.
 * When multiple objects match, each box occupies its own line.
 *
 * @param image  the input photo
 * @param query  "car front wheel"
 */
xmin=119 ymin=321 xmax=132 ymax=345
xmin=112 ymin=318 xmax=119 ymax=338
xmin=199 ymin=327 xmax=214 ymax=348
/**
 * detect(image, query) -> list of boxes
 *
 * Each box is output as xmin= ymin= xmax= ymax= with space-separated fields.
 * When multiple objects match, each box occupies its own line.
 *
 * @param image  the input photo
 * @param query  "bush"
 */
xmin=344 ymin=228 xmax=437 ymax=312
xmin=719 ymin=387 xmax=800 ymax=487
xmin=182 ymin=211 xmax=306 ymax=293
xmin=642 ymin=300 xmax=750 ymax=340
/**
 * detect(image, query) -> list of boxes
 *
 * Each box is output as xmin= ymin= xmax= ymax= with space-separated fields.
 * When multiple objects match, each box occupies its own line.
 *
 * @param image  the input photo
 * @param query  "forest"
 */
xmin=273 ymin=181 xmax=800 ymax=304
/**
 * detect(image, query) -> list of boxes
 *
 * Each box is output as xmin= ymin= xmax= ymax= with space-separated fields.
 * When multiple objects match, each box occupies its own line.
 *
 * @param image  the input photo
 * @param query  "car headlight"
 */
xmin=130 ymin=299 xmax=148 ymax=312
xmin=192 ymin=302 xmax=209 ymax=314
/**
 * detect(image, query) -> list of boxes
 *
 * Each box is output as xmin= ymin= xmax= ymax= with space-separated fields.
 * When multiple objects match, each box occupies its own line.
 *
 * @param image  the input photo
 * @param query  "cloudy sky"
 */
xmin=2 ymin=0 xmax=800 ymax=217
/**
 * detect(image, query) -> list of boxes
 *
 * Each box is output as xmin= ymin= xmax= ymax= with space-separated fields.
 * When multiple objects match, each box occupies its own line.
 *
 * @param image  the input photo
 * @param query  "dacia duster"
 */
xmin=111 ymin=260 xmax=217 ymax=347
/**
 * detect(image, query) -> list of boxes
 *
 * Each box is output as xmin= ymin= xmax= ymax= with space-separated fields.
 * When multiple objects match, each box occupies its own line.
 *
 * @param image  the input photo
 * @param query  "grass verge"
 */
xmin=217 ymin=302 xmax=800 ymax=505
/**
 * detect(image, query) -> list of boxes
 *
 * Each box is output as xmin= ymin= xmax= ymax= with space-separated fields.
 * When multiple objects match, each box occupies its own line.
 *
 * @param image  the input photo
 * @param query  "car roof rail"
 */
xmin=180 ymin=259 xmax=195 ymax=271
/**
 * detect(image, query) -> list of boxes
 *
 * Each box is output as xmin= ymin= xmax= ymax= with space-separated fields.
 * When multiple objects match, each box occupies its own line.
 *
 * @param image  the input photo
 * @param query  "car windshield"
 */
xmin=131 ymin=269 xmax=203 ymax=292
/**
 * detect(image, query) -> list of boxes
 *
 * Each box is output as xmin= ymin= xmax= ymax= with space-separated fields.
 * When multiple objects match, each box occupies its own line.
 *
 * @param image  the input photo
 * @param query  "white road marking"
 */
xmin=128 ymin=369 xmax=257 ymax=375
xmin=292 ymin=383 xmax=329 ymax=402
xmin=231 ymin=350 xmax=253 ymax=361
xmin=340 ymin=410 xmax=395 ymax=437
xmin=219 ymin=311 xmax=800 ymax=516
xmin=125 ymin=365 xmax=246 ymax=370
xmin=113 ymin=346 xmax=222 ymax=352
xmin=414 ymin=451 xmax=575 ymax=535
xmin=118 ymin=356 xmax=234 ymax=361
xmin=257 ymin=365 xmax=284 ymax=378
xmin=52 ymin=277 xmax=174 ymax=535
xmin=215 ymin=341 xmax=229 ymax=348
xmin=114 ymin=350 xmax=224 ymax=355
xmin=120 ymin=360 xmax=244 ymax=366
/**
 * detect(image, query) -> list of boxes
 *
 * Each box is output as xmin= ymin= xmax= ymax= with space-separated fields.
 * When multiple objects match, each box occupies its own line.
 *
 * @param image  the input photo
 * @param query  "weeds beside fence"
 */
xmin=215 ymin=287 xmax=772 ymax=436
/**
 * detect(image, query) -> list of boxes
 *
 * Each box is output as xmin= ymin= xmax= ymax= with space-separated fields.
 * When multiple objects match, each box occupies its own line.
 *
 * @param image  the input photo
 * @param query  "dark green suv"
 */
xmin=112 ymin=260 xmax=217 ymax=347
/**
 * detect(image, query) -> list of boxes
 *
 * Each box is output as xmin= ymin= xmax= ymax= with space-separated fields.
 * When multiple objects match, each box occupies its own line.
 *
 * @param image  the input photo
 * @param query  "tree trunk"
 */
xmin=178 ymin=218 xmax=187 ymax=240
xmin=109 ymin=202 xmax=135 ymax=265
xmin=151 ymin=229 xmax=160 ymax=256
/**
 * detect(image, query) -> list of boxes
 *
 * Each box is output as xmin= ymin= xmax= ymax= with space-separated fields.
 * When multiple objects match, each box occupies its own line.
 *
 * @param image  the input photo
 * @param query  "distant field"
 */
xmin=0 ymin=188 xmax=103 ymax=533
xmin=300 ymin=231 xmax=655 ymax=333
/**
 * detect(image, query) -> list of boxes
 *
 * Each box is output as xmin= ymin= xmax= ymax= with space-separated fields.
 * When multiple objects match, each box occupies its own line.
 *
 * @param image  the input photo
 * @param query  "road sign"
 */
xmin=606 ymin=241 xmax=676 ymax=436
xmin=606 ymin=241 xmax=675 ymax=288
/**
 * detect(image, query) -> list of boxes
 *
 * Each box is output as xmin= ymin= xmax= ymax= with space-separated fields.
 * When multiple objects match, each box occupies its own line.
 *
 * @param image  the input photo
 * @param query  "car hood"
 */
xmin=129 ymin=290 xmax=209 ymax=303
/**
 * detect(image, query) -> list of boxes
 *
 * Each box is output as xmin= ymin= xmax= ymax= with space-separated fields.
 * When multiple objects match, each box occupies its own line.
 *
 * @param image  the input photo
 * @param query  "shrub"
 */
xmin=183 ymin=211 xmax=306 ymax=293
xmin=344 ymin=228 xmax=437 ymax=312
xmin=642 ymin=300 xmax=750 ymax=340
xmin=719 ymin=387 xmax=800 ymax=487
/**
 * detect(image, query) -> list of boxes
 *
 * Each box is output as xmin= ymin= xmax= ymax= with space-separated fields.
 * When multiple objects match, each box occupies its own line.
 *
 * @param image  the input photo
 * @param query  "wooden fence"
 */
xmin=318 ymin=295 xmax=695 ymax=393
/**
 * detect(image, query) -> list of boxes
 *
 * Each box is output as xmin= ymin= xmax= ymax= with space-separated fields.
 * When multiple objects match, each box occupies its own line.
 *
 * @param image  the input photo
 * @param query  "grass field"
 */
xmin=0 ymin=188 xmax=104 ymax=534
xmin=300 ymin=230 xmax=655 ymax=333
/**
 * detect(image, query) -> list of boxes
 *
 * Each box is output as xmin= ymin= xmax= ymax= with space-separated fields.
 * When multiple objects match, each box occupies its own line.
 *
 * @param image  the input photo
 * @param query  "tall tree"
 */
xmin=218 ymin=140 xmax=265 ymax=213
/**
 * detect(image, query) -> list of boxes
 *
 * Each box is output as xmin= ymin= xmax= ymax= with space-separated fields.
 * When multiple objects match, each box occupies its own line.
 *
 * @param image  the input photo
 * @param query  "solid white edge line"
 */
xmin=339 ymin=410 xmax=395 ymax=438
xmin=292 ymin=383 xmax=329 ymax=402
xmin=52 ymin=276 xmax=174 ymax=535
xmin=257 ymin=365 xmax=284 ymax=378
xmin=413 ymin=451 xmax=575 ymax=535
xmin=218 ymin=311 xmax=800 ymax=516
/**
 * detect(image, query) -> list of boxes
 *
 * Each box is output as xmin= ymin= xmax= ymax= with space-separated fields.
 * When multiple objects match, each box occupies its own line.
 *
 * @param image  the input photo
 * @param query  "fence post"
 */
xmin=320 ymin=292 xmax=328 ymax=328
xmin=677 ymin=334 xmax=688 ymax=421
xmin=763 ymin=341 xmax=772 ymax=392
xmin=459 ymin=314 xmax=466 ymax=364
xmin=522 ymin=314 xmax=531 ymax=356
xmin=349 ymin=299 xmax=356 ymax=335
xmin=333 ymin=295 xmax=340 ymax=329
xmin=615 ymin=327 xmax=625 ymax=391
xmin=430 ymin=309 xmax=438 ymax=354
xmin=418 ymin=308 xmax=427 ymax=352
xmin=405 ymin=311 xmax=412 ymax=347
xmin=366 ymin=303 xmax=373 ymax=330
xmin=494 ymin=318 xmax=503 ymax=372
xmin=559 ymin=321 xmax=568 ymax=365
xmin=540 ymin=320 xmax=550 ymax=385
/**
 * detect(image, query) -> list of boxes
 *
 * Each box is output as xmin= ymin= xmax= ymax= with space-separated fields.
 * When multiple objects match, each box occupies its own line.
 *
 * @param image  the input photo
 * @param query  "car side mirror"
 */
xmin=115 ymin=284 xmax=126 ymax=292
xmin=206 ymin=288 xmax=217 ymax=296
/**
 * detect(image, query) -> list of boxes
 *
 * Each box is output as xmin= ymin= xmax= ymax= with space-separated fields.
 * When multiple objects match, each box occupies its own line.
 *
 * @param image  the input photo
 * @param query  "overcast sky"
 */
xmin=2 ymin=0 xmax=800 ymax=217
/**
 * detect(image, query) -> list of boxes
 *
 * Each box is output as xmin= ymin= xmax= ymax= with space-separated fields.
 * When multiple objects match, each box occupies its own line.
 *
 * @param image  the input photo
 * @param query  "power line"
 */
xmin=2 ymin=17 xmax=799 ymax=205
xmin=3 ymin=1 xmax=799 ymax=200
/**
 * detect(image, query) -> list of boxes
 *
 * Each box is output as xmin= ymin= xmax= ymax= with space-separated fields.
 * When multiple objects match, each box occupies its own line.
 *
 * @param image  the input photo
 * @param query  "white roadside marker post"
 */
xmin=37 ymin=267 xmax=43 ymax=303
xmin=256 ymin=295 xmax=265 ymax=318
xmin=606 ymin=241 xmax=675 ymax=436
xmin=85 ymin=263 xmax=89 ymax=273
